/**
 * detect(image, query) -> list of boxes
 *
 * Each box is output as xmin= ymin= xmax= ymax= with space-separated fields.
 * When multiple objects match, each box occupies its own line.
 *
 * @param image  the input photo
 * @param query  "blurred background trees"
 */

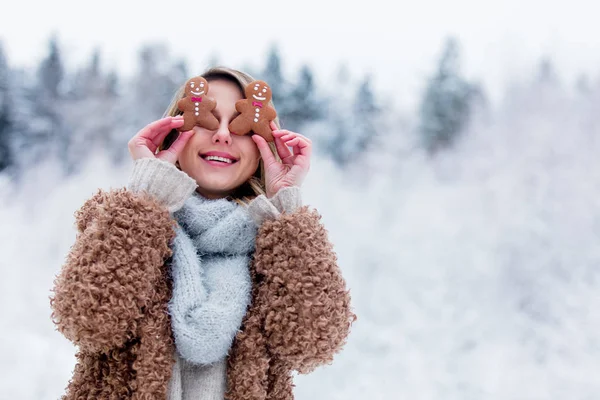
xmin=3 ymin=32 xmax=600 ymax=400
xmin=0 ymin=38 xmax=387 ymax=177
xmin=0 ymin=34 xmax=594 ymax=180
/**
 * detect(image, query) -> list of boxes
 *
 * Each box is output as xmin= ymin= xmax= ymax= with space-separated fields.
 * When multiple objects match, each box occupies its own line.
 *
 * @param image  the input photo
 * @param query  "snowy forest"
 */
xmin=1 ymin=34 xmax=599 ymax=399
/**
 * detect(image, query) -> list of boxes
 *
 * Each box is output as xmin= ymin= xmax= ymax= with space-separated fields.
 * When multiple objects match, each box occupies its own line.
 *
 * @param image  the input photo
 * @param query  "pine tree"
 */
xmin=0 ymin=42 xmax=12 ymax=172
xmin=537 ymin=58 xmax=558 ymax=85
xmin=326 ymin=73 xmax=380 ymax=166
xmin=70 ymin=47 xmax=102 ymax=98
xmin=285 ymin=64 xmax=324 ymax=131
xmin=419 ymin=37 xmax=473 ymax=154
xmin=262 ymin=44 xmax=285 ymax=103
xmin=533 ymin=57 xmax=565 ymax=112
xmin=134 ymin=44 xmax=185 ymax=120
xmin=18 ymin=35 xmax=69 ymax=171
xmin=261 ymin=44 xmax=292 ymax=126
xmin=61 ymin=48 xmax=122 ymax=170
xmin=353 ymin=75 xmax=379 ymax=137
xmin=37 ymin=35 xmax=64 ymax=99
xmin=112 ymin=43 xmax=186 ymax=164
xmin=105 ymin=71 xmax=119 ymax=97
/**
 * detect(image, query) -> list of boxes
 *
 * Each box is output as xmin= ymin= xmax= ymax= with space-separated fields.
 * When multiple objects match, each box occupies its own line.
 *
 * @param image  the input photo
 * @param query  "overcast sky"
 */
xmin=1 ymin=0 xmax=599 ymax=109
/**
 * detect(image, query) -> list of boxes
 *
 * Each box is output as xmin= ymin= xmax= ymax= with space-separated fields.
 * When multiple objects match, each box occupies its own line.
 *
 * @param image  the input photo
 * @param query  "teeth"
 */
xmin=204 ymin=155 xmax=234 ymax=164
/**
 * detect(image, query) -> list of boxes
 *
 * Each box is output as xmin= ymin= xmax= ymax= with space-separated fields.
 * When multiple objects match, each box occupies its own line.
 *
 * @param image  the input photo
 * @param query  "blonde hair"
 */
xmin=159 ymin=66 xmax=281 ymax=206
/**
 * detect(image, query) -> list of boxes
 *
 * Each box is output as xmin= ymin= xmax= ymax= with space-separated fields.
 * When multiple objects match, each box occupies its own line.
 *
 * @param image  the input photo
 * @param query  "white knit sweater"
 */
xmin=128 ymin=157 xmax=302 ymax=400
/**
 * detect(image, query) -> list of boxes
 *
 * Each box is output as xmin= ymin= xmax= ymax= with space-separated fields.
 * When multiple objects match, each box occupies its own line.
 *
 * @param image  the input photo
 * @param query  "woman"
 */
xmin=50 ymin=66 xmax=355 ymax=400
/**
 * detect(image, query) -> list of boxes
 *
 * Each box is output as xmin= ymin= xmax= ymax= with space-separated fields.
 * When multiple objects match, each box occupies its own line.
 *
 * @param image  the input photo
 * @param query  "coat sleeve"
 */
xmin=49 ymin=188 xmax=177 ymax=353
xmin=246 ymin=187 xmax=357 ymax=374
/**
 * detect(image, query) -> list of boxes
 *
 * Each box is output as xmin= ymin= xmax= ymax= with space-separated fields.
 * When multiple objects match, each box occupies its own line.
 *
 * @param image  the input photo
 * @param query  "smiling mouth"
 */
xmin=191 ymin=90 xmax=205 ymax=95
xmin=199 ymin=153 xmax=239 ymax=166
xmin=252 ymin=94 xmax=266 ymax=101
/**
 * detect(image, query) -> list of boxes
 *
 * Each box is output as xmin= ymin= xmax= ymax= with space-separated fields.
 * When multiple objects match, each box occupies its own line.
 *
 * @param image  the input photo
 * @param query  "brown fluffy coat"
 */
xmin=50 ymin=188 xmax=356 ymax=400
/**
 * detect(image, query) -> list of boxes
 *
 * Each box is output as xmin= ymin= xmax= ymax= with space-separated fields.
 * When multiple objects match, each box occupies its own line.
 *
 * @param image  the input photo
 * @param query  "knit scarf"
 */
xmin=169 ymin=191 xmax=258 ymax=364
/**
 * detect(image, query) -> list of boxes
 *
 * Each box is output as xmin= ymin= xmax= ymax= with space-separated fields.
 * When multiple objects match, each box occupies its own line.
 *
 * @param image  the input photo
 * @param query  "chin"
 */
xmin=197 ymin=178 xmax=236 ymax=193
xmin=182 ymin=157 xmax=256 ymax=198
xmin=193 ymin=174 xmax=242 ymax=197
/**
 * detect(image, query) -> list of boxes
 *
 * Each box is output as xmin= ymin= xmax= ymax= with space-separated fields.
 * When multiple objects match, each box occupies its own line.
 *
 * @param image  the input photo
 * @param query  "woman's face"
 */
xmin=177 ymin=78 xmax=261 ymax=199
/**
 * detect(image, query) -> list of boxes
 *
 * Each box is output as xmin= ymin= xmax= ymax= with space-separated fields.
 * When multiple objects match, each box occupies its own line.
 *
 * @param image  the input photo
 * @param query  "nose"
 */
xmin=212 ymin=121 xmax=232 ymax=145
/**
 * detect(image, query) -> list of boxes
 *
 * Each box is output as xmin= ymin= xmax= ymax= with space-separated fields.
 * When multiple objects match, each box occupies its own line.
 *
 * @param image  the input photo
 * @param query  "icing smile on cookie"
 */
xmin=191 ymin=90 xmax=205 ymax=96
xmin=252 ymin=94 xmax=266 ymax=101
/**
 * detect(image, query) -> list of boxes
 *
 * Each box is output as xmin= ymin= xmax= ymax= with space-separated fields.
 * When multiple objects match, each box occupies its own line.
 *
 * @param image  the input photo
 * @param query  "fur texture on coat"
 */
xmin=50 ymin=188 xmax=356 ymax=400
xmin=225 ymin=206 xmax=356 ymax=400
xmin=50 ymin=188 xmax=177 ymax=399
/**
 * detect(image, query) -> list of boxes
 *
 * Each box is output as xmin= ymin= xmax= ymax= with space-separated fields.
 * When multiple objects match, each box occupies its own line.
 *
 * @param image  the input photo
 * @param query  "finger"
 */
xmin=154 ymin=118 xmax=185 ymax=147
xmin=275 ymin=131 xmax=302 ymax=146
xmin=273 ymin=134 xmax=293 ymax=160
xmin=285 ymin=138 xmax=302 ymax=154
xmin=136 ymin=117 xmax=172 ymax=141
xmin=286 ymin=136 xmax=312 ymax=159
xmin=157 ymin=130 xmax=194 ymax=163
xmin=279 ymin=133 xmax=296 ymax=144
xmin=136 ymin=120 xmax=184 ymax=155
xmin=272 ymin=128 xmax=310 ymax=140
xmin=252 ymin=134 xmax=277 ymax=166
xmin=272 ymin=129 xmax=294 ymax=138
xmin=278 ymin=132 xmax=307 ymax=150
xmin=138 ymin=117 xmax=184 ymax=147
xmin=269 ymin=121 xmax=278 ymax=132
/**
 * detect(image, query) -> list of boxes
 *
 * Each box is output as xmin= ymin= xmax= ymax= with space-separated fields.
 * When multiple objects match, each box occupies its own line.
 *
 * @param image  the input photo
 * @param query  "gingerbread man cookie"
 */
xmin=229 ymin=80 xmax=277 ymax=142
xmin=177 ymin=76 xmax=219 ymax=131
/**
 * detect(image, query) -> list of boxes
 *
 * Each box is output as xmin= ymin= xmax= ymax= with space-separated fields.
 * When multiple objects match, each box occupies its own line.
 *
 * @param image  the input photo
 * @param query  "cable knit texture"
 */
xmin=170 ymin=352 xmax=228 ymax=400
xmin=166 ymin=190 xmax=258 ymax=400
xmin=127 ymin=157 xmax=198 ymax=212
xmin=50 ymin=157 xmax=356 ymax=400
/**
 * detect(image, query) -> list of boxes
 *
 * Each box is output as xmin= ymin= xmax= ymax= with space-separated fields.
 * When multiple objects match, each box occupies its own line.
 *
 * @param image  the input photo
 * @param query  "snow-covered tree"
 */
xmin=113 ymin=43 xmax=188 ymax=163
xmin=324 ymin=73 xmax=380 ymax=166
xmin=60 ymin=48 xmax=121 ymax=171
xmin=262 ymin=44 xmax=286 ymax=102
xmin=261 ymin=44 xmax=296 ymax=126
xmin=284 ymin=64 xmax=325 ymax=131
xmin=37 ymin=35 xmax=64 ymax=99
xmin=419 ymin=37 xmax=474 ymax=154
xmin=352 ymin=75 xmax=379 ymax=143
xmin=0 ymin=43 xmax=12 ymax=172
xmin=10 ymin=35 xmax=70 ymax=173
xmin=133 ymin=44 xmax=186 ymax=120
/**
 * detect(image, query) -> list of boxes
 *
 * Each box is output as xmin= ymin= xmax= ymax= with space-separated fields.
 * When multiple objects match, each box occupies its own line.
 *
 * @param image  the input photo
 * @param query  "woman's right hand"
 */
xmin=128 ymin=116 xmax=194 ymax=164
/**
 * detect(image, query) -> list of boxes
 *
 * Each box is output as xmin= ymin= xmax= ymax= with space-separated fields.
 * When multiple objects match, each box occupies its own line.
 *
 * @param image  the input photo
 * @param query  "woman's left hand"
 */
xmin=251 ymin=121 xmax=312 ymax=198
